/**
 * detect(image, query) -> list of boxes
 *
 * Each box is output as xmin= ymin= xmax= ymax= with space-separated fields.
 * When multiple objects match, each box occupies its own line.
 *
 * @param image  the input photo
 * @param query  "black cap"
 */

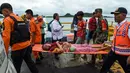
xmin=0 ymin=3 xmax=13 ymax=13
xmin=95 ymin=8 xmax=102 ymax=13
xmin=76 ymin=11 xmax=84 ymax=16
xmin=111 ymin=7 xmax=127 ymax=14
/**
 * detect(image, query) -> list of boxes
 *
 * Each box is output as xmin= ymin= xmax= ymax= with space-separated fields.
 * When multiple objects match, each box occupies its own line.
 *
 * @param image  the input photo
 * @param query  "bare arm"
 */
xmin=2 ymin=19 xmax=11 ymax=54
xmin=56 ymin=41 xmax=63 ymax=50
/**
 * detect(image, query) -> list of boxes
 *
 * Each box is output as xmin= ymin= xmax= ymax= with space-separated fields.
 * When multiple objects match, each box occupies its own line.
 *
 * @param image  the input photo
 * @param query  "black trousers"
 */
xmin=11 ymin=46 xmax=39 ymax=73
xmin=100 ymin=50 xmax=130 ymax=73
xmin=41 ymin=34 xmax=45 ymax=44
xmin=73 ymin=31 xmax=77 ymax=43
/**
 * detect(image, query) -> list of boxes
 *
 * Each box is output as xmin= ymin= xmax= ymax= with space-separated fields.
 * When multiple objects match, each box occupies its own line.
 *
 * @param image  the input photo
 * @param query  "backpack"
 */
xmin=9 ymin=16 xmax=30 ymax=46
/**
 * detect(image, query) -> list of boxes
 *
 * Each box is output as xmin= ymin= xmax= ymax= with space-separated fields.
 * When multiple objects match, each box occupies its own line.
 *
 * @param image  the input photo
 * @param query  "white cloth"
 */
xmin=116 ymin=19 xmax=130 ymax=39
xmin=51 ymin=20 xmax=63 ymax=40
xmin=74 ymin=24 xmax=78 ymax=31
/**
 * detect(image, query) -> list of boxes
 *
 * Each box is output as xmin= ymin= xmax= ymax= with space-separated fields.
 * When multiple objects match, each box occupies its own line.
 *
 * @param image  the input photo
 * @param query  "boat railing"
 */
xmin=45 ymin=22 xmax=114 ymax=41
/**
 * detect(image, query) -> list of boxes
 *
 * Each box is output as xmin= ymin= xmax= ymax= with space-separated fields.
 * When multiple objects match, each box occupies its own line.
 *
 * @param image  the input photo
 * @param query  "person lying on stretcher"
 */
xmin=42 ymin=41 xmax=76 ymax=53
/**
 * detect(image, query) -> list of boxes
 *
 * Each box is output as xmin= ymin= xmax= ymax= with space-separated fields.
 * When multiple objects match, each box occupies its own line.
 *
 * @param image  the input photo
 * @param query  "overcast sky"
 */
xmin=0 ymin=0 xmax=130 ymax=16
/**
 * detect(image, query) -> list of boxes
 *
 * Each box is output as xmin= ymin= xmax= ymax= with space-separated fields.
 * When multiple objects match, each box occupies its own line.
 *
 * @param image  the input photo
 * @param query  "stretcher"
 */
xmin=32 ymin=44 xmax=108 ymax=54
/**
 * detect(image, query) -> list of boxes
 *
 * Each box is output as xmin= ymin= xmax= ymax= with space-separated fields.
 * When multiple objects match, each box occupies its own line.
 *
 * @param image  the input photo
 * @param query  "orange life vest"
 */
xmin=112 ymin=21 xmax=130 ymax=56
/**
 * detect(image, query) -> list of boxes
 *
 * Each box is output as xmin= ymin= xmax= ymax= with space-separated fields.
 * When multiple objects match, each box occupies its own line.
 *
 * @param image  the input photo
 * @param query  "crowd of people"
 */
xmin=0 ymin=2 xmax=130 ymax=73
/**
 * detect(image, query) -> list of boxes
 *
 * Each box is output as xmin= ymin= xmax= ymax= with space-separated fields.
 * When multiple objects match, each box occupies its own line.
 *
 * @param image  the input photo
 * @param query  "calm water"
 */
xmin=1 ymin=17 xmax=130 ymax=36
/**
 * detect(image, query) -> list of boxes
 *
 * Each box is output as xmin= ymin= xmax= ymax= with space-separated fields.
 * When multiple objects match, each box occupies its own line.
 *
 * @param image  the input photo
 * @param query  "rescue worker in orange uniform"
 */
xmin=25 ymin=9 xmax=43 ymax=63
xmin=25 ymin=9 xmax=36 ymax=46
xmin=100 ymin=7 xmax=130 ymax=73
xmin=0 ymin=3 xmax=38 ymax=73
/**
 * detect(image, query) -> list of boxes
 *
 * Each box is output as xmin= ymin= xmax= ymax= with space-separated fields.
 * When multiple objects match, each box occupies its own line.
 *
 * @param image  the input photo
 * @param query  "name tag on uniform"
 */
xmin=18 ymin=23 xmax=26 ymax=26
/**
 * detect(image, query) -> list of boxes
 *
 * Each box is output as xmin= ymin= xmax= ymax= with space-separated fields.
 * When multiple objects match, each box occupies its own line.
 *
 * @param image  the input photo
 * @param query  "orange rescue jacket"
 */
xmin=112 ymin=21 xmax=130 ymax=56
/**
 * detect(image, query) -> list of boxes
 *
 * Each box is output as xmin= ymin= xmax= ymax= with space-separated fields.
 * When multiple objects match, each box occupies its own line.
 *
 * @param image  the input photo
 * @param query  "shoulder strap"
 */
xmin=48 ymin=20 xmax=54 ymax=27
xmin=10 ymin=16 xmax=17 ymax=22
xmin=51 ymin=20 xmax=54 ymax=23
xmin=9 ymin=16 xmax=18 ymax=30
xmin=58 ymin=21 xmax=62 ymax=26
